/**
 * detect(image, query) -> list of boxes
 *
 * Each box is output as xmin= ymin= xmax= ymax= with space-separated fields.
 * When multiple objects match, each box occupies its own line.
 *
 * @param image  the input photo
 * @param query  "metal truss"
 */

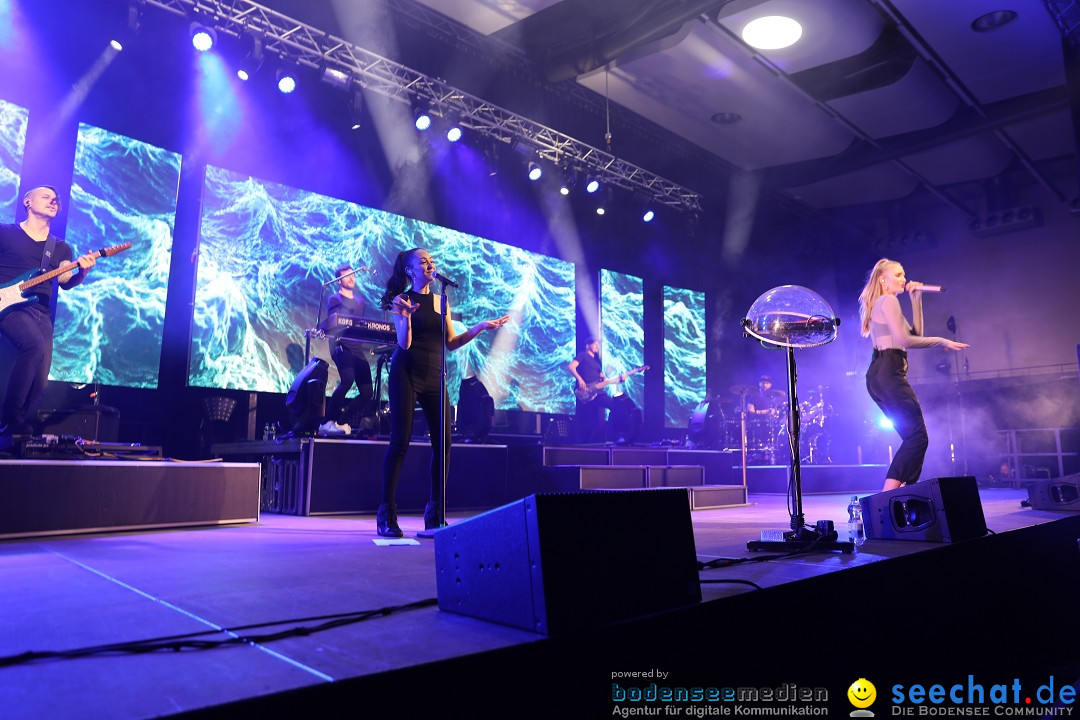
xmin=1043 ymin=0 xmax=1080 ymax=47
xmin=140 ymin=0 xmax=704 ymax=213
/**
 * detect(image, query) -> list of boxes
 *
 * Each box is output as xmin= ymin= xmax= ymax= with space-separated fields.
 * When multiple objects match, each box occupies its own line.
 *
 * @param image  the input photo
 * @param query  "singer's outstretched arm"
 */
xmin=443 ymin=296 xmax=510 ymax=350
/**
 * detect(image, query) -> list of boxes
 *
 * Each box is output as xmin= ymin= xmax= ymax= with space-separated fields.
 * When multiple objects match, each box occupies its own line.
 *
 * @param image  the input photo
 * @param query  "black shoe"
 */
xmin=376 ymin=503 xmax=403 ymax=538
xmin=424 ymin=501 xmax=445 ymax=531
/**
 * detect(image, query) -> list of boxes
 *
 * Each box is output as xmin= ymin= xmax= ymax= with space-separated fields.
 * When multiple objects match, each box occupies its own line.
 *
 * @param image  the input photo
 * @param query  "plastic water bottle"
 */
xmin=263 ymin=422 xmax=276 ymax=441
xmin=847 ymin=495 xmax=864 ymax=547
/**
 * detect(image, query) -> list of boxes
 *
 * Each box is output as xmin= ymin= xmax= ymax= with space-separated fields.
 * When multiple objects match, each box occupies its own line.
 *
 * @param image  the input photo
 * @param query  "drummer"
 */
xmin=746 ymin=376 xmax=784 ymax=417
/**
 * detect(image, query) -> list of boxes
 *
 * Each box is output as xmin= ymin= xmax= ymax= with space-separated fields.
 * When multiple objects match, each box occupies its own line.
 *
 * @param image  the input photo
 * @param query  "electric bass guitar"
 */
xmin=574 ymin=364 xmax=649 ymax=402
xmin=0 ymin=242 xmax=132 ymax=322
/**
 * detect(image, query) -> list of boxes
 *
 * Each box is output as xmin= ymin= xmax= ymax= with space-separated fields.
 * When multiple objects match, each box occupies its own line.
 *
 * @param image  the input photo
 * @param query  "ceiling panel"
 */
xmin=890 ymin=0 xmax=1065 ymax=105
xmin=828 ymin=58 xmax=960 ymax=138
xmin=900 ymin=133 xmax=1014 ymax=186
xmin=410 ymin=0 xmax=560 ymax=34
xmin=1003 ymin=109 xmax=1078 ymax=162
xmin=786 ymin=162 xmax=920 ymax=208
xmin=576 ymin=20 xmax=855 ymax=170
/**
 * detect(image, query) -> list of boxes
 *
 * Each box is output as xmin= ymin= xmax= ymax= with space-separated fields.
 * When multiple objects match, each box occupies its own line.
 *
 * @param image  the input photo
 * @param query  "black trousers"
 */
xmin=575 ymin=393 xmax=614 ymax=443
xmin=0 ymin=304 xmax=53 ymax=429
xmin=327 ymin=344 xmax=372 ymax=423
xmin=866 ymin=348 xmax=928 ymax=485
xmin=381 ymin=354 xmax=450 ymax=508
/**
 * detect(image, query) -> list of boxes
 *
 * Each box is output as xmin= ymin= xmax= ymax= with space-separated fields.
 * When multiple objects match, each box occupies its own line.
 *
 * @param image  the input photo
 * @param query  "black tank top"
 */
xmin=391 ymin=290 xmax=445 ymax=382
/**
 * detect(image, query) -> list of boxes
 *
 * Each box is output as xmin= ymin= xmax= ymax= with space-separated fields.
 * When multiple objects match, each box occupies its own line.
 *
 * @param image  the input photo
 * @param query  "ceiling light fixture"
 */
xmin=742 ymin=16 xmax=802 ymax=50
xmin=710 ymin=112 xmax=742 ymax=124
xmin=276 ymin=67 xmax=297 ymax=94
xmin=190 ymin=22 xmax=216 ymax=52
xmin=970 ymin=10 xmax=1018 ymax=32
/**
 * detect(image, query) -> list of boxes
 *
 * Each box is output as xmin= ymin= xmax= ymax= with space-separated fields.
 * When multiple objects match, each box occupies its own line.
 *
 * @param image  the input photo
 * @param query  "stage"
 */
xmin=2 ymin=488 xmax=1077 ymax=718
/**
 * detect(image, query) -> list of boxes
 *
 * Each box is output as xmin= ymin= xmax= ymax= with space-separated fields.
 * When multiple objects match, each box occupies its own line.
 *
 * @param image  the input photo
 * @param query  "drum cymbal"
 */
xmin=729 ymin=384 xmax=755 ymax=396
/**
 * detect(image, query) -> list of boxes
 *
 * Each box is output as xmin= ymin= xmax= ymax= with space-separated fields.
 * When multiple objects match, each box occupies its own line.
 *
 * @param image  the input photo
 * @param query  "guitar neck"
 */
xmin=18 ymin=244 xmax=121 ymax=292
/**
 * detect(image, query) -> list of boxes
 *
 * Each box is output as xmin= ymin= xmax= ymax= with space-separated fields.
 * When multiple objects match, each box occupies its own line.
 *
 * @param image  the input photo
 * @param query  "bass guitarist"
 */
xmin=568 ymin=336 xmax=625 ymax=444
xmin=0 ymin=186 xmax=96 ymax=438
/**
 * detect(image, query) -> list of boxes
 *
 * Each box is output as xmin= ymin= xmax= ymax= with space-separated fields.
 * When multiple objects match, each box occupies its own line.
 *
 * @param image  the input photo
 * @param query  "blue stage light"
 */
xmin=878 ymin=415 xmax=893 ymax=430
xmin=446 ymin=125 xmax=462 ymax=142
xmin=415 ymin=112 xmax=431 ymax=131
xmin=642 ymin=209 xmax=655 ymax=223
xmin=528 ymin=162 xmax=542 ymax=181
xmin=586 ymin=178 xmax=600 ymax=194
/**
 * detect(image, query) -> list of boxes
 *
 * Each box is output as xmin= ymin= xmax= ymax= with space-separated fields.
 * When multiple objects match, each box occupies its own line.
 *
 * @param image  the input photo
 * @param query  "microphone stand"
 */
xmin=417 ymin=278 xmax=450 ymax=538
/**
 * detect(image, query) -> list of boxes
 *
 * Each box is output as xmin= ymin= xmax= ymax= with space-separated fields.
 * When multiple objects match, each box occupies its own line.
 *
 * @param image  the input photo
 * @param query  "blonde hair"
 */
xmin=859 ymin=258 xmax=900 ymax=337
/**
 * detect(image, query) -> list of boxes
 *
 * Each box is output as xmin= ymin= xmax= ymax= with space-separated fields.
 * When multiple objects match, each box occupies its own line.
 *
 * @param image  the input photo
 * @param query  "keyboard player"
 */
xmin=320 ymin=263 xmax=374 ymax=436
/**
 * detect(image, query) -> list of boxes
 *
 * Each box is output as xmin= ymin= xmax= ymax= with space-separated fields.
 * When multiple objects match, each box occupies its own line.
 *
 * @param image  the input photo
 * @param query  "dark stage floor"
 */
xmin=2 ymin=489 xmax=1078 ymax=719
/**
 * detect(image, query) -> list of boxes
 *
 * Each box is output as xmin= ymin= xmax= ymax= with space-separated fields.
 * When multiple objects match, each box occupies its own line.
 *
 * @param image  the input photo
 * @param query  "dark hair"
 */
xmin=335 ymin=262 xmax=352 ymax=278
xmin=23 ymin=185 xmax=59 ymax=209
xmin=380 ymin=248 xmax=422 ymax=310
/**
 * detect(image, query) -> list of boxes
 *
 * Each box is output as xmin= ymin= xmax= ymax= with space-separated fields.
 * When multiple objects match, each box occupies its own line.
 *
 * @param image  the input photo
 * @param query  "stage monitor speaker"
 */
xmin=434 ymin=489 xmax=701 ymax=635
xmin=860 ymin=476 xmax=987 ymax=543
xmin=457 ymin=376 xmax=494 ymax=441
xmin=285 ymin=358 xmax=328 ymax=435
xmin=1025 ymin=474 xmax=1080 ymax=512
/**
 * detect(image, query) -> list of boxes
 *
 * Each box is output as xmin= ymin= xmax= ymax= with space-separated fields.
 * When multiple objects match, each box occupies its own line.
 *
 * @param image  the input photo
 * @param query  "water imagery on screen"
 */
xmin=664 ymin=285 xmax=706 ymax=427
xmin=189 ymin=166 xmax=576 ymax=413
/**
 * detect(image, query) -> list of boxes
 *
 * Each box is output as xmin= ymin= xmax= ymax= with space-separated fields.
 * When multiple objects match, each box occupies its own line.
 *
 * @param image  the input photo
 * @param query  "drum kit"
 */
xmin=721 ymin=384 xmax=833 ymax=464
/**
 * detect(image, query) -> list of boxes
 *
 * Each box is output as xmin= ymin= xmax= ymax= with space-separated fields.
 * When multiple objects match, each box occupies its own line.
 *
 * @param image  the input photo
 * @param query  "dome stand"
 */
xmin=741 ymin=286 xmax=853 ymax=554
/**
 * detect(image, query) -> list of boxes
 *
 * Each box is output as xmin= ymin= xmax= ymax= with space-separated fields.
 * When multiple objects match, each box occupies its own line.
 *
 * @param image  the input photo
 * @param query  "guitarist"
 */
xmin=568 ymin=336 xmax=619 ymax=444
xmin=0 ymin=186 xmax=96 ymax=437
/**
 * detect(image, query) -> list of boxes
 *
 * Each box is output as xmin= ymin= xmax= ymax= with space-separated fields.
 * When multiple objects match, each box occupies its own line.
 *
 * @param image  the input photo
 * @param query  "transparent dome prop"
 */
xmin=743 ymin=285 xmax=839 ymax=349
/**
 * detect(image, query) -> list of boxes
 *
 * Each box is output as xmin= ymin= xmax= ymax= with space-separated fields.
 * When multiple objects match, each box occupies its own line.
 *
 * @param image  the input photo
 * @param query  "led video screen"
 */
xmin=0 ymin=97 xmax=27 ymax=215
xmin=189 ymin=166 xmax=576 ymax=413
xmin=51 ymin=124 xmax=181 ymax=387
xmin=600 ymin=269 xmax=645 ymax=411
xmin=663 ymin=285 xmax=706 ymax=428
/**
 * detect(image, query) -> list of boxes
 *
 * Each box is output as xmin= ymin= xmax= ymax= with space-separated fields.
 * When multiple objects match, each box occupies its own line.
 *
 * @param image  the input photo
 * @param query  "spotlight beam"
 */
xmin=138 ymin=0 xmax=702 ymax=214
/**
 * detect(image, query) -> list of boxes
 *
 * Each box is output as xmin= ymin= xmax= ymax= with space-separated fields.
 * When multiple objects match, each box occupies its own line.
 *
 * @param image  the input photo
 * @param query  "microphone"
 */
xmin=434 ymin=272 xmax=459 ymax=288
xmin=911 ymin=283 xmax=944 ymax=293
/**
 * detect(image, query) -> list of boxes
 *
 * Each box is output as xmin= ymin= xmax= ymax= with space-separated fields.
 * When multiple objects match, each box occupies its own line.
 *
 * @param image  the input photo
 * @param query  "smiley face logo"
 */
xmin=848 ymin=678 xmax=877 ymax=709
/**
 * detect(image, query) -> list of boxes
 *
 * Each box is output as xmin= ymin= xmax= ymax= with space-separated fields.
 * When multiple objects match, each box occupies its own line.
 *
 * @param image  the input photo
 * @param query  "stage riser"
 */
xmin=689 ymin=485 xmax=747 ymax=509
xmin=541 ymin=465 xmax=647 ymax=492
xmin=541 ymin=446 xmax=737 ymax=486
xmin=216 ymin=440 xmax=739 ymax=515
xmin=304 ymin=440 xmax=508 ymax=515
xmin=745 ymin=464 xmax=888 ymax=494
xmin=0 ymin=461 xmax=260 ymax=539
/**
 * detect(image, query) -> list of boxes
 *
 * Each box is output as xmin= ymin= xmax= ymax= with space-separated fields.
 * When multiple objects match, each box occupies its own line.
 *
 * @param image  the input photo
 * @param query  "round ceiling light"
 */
xmin=971 ymin=10 xmax=1018 ymax=32
xmin=710 ymin=112 xmax=742 ymax=124
xmin=741 ymin=16 xmax=803 ymax=50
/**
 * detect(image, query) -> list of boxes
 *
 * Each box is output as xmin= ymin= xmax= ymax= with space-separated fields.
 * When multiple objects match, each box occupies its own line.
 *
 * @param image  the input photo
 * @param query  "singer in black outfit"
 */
xmin=376 ymin=248 xmax=508 ymax=537
xmin=321 ymin=263 xmax=372 ymax=435
xmin=859 ymin=259 xmax=968 ymax=491
xmin=0 ymin=186 xmax=95 ymax=437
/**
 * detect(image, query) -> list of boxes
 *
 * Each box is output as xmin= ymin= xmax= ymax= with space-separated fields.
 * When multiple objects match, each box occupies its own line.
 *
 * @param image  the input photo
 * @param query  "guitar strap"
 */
xmin=39 ymin=234 xmax=57 ymax=272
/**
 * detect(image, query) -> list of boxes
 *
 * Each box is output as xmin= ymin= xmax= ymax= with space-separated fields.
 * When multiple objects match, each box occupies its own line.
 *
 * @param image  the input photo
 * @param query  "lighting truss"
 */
xmin=141 ymin=0 xmax=703 ymax=214
xmin=1043 ymin=0 xmax=1080 ymax=47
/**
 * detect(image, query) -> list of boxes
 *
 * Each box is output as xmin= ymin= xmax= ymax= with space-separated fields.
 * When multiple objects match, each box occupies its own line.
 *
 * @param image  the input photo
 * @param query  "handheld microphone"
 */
xmin=912 ymin=283 xmax=944 ymax=293
xmin=434 ymin=272 xmax=459 ymax=288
